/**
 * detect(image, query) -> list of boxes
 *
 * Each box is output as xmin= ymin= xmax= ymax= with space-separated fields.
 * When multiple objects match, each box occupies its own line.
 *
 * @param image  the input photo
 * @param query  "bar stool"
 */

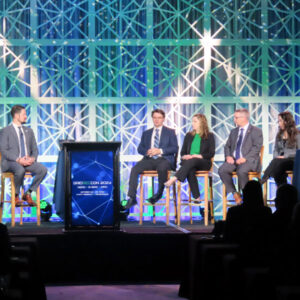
xmin=0 ymin=156 xmax=41 ymax=227
xmin=139 ymin=170 xmax=177 ymax=225
xmin=263 ymin=171 xmax=293 ymax=206
xmin=177 ymin=158 xmax=214 ymax=226
xmin=222 ymin=146 xmax=264 ymax=220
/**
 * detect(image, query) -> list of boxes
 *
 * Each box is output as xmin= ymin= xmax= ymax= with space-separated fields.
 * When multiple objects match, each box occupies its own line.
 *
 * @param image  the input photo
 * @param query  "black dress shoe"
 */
xmin=119 ymin=209 xmax=129 ymax=221
xmin=146 ymin=193 xmax=162 ymax=205
xmin=123 ymin=197 xmax=137 ymax=209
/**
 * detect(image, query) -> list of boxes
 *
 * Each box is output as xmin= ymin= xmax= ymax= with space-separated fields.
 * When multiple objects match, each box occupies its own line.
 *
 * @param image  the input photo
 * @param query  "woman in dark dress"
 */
xmin=165 ymin=113 xmax=215 ymax=202
xmin=261 ymin=111 xmax=300 ymax=186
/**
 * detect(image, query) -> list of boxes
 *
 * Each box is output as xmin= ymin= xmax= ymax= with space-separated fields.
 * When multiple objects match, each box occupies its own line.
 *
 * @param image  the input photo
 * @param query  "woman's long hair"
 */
xmin=191 ymin=113 xmax=210 ymax=139
xmin=276 ymin=111 xmax=298 ymax=147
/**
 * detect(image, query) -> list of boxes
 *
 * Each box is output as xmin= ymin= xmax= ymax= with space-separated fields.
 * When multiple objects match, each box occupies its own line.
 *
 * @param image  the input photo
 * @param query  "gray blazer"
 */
xmin=273 ymin=133 xmax=300 ymax=159
xmin=224 ymin=124 xmax=263 ymax=171
xmin=0 ymin=125 xmax=38 ymax=171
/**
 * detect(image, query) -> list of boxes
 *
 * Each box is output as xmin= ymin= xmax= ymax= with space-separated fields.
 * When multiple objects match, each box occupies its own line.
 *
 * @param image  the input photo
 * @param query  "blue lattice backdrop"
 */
xmin=1 ymin=0 xmax=300 ymax=222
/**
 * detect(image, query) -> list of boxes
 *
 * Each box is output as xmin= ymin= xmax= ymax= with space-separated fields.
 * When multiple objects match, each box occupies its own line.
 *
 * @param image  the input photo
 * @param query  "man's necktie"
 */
xmin=153 ymin=128 xmax=160 ymax=159
xmin=18 ymin=127 xmax=26 ymax=157
xmin=235 ymin=128 xmax=244 ymax=160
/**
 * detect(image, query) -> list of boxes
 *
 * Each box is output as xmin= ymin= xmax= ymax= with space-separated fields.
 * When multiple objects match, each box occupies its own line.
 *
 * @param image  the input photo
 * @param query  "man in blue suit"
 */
xmin=124 ymin=109 xmax=178 ymax=209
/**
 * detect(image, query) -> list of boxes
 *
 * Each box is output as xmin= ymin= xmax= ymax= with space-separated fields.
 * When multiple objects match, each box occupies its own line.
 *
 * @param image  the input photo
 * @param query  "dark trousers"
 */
xmin=175 ymin=158 xmax=211 ymax=199
xmin=127 ymin=157 xmax=171 ymax=199
xmin=262 ymin=158 xmax=294 ymax=186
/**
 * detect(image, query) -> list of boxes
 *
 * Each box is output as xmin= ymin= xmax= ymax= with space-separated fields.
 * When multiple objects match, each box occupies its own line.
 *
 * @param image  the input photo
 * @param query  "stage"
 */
xmin=7 ymin=220 xmax=214 ymax=285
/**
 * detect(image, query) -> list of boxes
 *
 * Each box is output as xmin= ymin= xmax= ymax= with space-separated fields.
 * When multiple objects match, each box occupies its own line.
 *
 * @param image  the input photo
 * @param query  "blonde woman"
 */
xmin=165 ymin=114 xmax=215 ymax=202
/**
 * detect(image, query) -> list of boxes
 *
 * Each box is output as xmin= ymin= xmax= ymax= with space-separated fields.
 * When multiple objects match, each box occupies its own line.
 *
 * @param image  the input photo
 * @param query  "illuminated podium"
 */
xmin=56 ymin=142 xmax=121 ymax=230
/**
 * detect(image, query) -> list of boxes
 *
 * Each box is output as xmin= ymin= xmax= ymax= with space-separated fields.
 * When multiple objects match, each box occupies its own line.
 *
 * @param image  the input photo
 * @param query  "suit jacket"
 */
xmin=0 ymin=125 xmax=38 ymax=171
xmin=138 ymin=126 xmax=178 ymax=169
xmin=273 ymin=132 xmax=300 ymax=159
xmin=224 ymin=124 xmax=263 ymax=171
xmin=180 ymin=132 xmax=215 ymax=161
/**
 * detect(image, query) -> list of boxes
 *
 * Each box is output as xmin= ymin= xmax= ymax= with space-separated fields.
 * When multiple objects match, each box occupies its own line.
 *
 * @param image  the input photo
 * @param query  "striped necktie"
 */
xmin=153 ymin=128 xmax=160 ymax=159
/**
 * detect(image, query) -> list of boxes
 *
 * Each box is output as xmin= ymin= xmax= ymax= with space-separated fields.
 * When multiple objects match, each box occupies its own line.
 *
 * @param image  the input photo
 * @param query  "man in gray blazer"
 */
xmin=0 ymin=105 xmax=47 ymax=206
xmin=218 ymin=108 xmax=263 ymax=204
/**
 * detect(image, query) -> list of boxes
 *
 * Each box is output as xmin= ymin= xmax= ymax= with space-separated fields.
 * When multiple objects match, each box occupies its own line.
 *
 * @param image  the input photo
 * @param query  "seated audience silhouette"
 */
xmin=224 ymin=180 xmax=272 ymax=248
xmin=271 ymin=184 xmax=297 ymax=237
xmin=270 ymin=201 xmax=300 ymax=287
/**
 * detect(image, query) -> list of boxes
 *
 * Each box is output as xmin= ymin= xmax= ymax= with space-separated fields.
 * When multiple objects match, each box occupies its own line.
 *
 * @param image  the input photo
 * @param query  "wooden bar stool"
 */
xmin=0 ymin=171 xmax=41 ymax=227
xmin=222 ymin=146 xmax=264 ymax=220
xmin=177 ymin=159 xmax=214 ymax=226
xmin=139 ymin=170 xmax=177 ymax=225
xmin=263 ymin=171 xmax=293 ymax=206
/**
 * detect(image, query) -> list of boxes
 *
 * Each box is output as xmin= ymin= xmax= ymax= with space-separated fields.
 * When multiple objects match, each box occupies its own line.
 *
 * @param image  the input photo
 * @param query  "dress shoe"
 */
xmin=14 ymin=195 xmax=24 ymax=207
xmin=119 ymin=209 xmax=129 ymax=221
xmin=22 ymin=193 xmax=36 ymax=206
xmin=233 ymin=192 xmax=242 ymax=205
xmin=146 ymin=193 xmax=162 ymax=205
xmin=123 ymin=197 xmax=137 ymax=210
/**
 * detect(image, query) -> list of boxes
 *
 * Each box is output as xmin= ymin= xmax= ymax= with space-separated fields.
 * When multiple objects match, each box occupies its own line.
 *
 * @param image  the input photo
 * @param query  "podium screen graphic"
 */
xmin=70 ymin=150 xmax=114 ymax=226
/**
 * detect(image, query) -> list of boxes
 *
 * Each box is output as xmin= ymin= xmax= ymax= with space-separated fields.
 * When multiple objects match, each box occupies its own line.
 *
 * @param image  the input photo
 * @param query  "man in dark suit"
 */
xmin=123 ymin=109 xmax=178 ymax=209
xmin=0 ymin=105 xmax=47 ymax=206
xmin=218 ymin=108 xmax=263 ymax=204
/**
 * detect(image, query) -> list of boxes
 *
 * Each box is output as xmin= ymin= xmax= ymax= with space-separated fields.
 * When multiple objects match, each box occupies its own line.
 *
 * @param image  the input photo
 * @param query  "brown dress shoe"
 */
xmin=15 ymin=195 xmax=24 ymax=207
xmin=233 ymin=192 xmax=242 ymax=205
xmin=22 ymin=193 xmax=36 ymax=206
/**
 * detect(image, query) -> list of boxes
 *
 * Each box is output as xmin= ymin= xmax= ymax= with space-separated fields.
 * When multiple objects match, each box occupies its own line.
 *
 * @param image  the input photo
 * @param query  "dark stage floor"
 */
xmin=7 ymin=219 xmax=214 ymax=236
xmin=7 ymin=220 xmax=214 ymax=285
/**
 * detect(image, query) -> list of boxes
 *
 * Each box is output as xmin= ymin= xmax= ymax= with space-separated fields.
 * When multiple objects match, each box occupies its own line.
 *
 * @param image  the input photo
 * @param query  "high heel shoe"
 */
xmin=164 ymin=177 xmax=177 ymax=187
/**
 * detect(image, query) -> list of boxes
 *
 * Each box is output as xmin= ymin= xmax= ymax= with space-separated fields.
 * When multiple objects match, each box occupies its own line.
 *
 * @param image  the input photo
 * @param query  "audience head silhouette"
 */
xmin=275 ymin=184 xmax=297 ymax=214
xmin=242 ymin=180 xmax=264 ymax=208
